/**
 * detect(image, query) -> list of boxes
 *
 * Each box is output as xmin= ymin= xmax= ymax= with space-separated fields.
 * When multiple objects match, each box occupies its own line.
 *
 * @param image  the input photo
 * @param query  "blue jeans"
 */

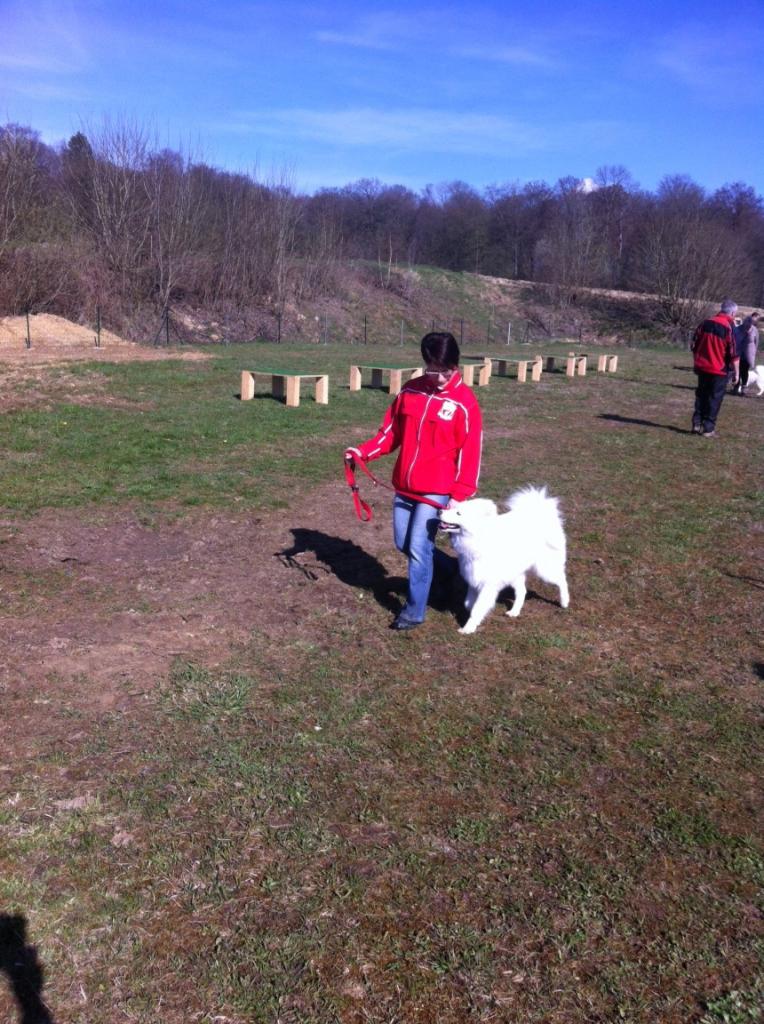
xmin=393 ymin=493 xmax=450 ymax=623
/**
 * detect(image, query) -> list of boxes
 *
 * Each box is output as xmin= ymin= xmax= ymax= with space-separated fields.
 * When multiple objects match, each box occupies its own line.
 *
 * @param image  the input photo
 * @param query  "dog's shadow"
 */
xmin=278 ymin=529 xmax=406 ymax=612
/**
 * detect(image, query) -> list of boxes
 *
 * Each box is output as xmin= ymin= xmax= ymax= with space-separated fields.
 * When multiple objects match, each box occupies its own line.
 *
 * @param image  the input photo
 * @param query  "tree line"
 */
xmin=1 ymin=120 xmax=762 ymax=339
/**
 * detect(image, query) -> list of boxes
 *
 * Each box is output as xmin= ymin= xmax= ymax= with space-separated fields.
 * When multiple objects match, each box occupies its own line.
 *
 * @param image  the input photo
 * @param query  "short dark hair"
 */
xmin=421 ymin=331 xmax=460 ymax=368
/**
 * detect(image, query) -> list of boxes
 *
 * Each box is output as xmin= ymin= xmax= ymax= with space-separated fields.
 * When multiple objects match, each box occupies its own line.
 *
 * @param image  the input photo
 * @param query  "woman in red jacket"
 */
xmin=345 ymin=332 xmax=483 ymax=631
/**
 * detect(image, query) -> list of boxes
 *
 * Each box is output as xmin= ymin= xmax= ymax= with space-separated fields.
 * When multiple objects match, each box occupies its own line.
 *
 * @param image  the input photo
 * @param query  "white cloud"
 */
xmin=1 ymin=0 xmax=90 ymax=73
xmin=652 ymin=22 xmax=764 ymax=100
xmin=455 ymin=44 xmax=558 ymax=70
xmin=218 ymin=106 xmax=549 ymax=155
xmin=314 ymin=12 xmax=421 ymax=51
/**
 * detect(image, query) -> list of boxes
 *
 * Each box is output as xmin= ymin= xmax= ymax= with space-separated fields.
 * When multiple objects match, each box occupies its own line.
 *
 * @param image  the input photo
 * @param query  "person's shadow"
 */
xmin=599 ymin=413 xmax=692 ymax=434
xmin=0 ymin=915 xmax=55 ymax=1023
xmin=278 ymin=529 xmax=406 ymax=612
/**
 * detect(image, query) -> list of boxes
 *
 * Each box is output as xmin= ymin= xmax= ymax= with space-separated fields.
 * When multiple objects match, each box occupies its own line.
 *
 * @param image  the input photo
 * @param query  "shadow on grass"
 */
xmin=279 ymin=529 xmax=405 ymax=612
xmin=755 ymin=663 xmax=764 ymax=680
xmin=721 ymin=570 xmax=764 ymax=591
xmin=0 ymin=915 xmax=55 ymax=1024
xmin=599 ymin=414 xmax=691 ymax=435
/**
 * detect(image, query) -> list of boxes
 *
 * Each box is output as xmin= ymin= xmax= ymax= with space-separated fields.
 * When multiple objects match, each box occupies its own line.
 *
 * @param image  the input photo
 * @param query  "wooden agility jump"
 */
xmin=349 ymin=363 xmax=424 ymax=396
xmin=240 ymin=369 xmax=329 ymax=408
xmin=474 ymin=354 xmax=544 ymax=382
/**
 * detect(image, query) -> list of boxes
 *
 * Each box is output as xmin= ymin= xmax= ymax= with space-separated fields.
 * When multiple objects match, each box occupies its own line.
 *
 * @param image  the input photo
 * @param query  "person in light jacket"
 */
xmin=732 ymin=312 xmax=760 ymax=395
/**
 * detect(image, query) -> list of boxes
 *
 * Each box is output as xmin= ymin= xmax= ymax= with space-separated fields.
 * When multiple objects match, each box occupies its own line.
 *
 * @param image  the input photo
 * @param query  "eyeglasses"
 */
xmin=424 ymin=365 xmax=455 ymax=381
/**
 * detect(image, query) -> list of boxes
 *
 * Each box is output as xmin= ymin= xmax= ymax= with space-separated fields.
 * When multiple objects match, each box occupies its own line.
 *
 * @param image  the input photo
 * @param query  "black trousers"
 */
xmin=739 ymin=356 xmax=751 ymax=388
xmin=693 ymin=371 xmax=727 ymax=432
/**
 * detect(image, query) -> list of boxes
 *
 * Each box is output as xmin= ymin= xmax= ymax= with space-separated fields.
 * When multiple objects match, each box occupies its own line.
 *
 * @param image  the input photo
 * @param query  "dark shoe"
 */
xmin=391 ymin=615 xmax=422 ymax=631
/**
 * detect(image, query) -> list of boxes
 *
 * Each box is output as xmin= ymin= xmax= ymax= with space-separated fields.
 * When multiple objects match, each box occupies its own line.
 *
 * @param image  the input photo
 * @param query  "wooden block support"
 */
xmin=314 ymin=375 xmax=328 ymax=404
xmin=286 ymin=376 xmax=300 ymax=407
xmin=565 ymin=353 xmax=587 ymax=377
xmin=531 ymin=355 xmax=543 ymax=382
xmin=597 ymin=354 xmax=618 ymax=372
xmin=349 ymin=365 xmax=362 ymax=391
xmin=241 ymin=370 xmax=255 ymax=400
xmin=389 ymin=369 xmax=403 ymax=395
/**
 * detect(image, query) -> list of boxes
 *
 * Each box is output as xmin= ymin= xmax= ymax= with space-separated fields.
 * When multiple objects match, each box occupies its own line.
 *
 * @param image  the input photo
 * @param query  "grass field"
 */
xmin=0 ymin=339 xmax=762 ymax=1023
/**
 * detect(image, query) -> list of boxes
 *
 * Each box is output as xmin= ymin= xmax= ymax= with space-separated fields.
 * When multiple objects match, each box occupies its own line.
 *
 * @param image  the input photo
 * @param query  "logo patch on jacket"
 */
xmin=438 ymin=400 xmax=457 ymax=421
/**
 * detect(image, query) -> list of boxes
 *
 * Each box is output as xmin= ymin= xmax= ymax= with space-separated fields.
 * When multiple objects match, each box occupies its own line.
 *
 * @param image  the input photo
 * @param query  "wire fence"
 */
xmin=11 ymin=303 xmax=599 ymax=350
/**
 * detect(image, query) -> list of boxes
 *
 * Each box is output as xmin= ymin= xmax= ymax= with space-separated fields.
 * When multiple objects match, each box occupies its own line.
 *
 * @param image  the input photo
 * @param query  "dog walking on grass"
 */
xmin=439 ymin=485 xmax=569 ymax=635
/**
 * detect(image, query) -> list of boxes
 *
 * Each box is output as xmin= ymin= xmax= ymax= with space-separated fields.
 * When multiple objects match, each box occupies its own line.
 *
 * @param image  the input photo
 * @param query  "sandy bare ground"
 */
xmin=0 ymin=313 xmax=210 ymax=366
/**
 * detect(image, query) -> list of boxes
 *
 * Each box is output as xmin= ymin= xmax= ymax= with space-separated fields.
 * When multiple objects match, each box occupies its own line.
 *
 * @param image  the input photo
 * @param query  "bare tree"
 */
xmin=61 ymin=118 xmax=153 ymax=302
xmin=0 ymin=125 xmax=47 ymax=256
xmin=632 ymin=180 xmax=742 ymax=338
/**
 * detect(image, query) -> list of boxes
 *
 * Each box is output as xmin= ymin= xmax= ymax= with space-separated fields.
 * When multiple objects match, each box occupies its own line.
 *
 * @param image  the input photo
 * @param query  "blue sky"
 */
xmin=2 ymin=0 xmax=763 ymax=196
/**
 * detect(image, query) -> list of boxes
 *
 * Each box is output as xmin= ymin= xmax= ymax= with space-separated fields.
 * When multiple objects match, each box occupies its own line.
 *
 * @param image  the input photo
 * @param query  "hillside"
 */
xmin=3 ymin=263 xmax=757 ymax=356
xmin=147 ymin=264 xmax=756 ymax=350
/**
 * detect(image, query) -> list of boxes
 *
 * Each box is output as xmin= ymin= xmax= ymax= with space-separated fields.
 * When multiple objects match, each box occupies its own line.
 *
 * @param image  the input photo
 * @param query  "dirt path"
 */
xmin=0 ymin=483 xmax=401 ymax=761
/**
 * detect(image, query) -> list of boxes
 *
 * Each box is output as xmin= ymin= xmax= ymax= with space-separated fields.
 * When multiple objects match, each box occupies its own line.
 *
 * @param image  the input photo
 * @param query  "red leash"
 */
xmin=343 ymin=458 xmax=448 ymax=522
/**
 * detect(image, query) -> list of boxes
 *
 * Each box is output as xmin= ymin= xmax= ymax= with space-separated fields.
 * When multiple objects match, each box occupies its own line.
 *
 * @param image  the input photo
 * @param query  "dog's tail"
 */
xmin=504 ymin=484 xmax=559 ymax=514
xmin=504 ymin=486 xmax=565 ymax=547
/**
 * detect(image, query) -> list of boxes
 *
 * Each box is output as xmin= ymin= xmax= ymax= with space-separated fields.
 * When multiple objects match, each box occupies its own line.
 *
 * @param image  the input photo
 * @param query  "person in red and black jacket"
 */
xmin=691 ymin=299 xmax=738 ymax=438
xmin=345 ymin=332 xmax=483 ymax=631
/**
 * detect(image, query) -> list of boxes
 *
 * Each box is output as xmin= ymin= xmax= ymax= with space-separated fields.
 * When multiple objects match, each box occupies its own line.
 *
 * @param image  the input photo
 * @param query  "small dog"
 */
xmin=439 ymin=486 xmax=569 ymax=634
xmin=745 ymin=365 xmax=764 ymax=396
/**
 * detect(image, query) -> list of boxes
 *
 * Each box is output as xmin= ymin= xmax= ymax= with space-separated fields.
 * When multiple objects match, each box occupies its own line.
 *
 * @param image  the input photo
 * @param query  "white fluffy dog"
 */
xmin=745 ymin=365 xmax=764 ymax=396
xmin=439 ymin=486 xmax=569 ymax=635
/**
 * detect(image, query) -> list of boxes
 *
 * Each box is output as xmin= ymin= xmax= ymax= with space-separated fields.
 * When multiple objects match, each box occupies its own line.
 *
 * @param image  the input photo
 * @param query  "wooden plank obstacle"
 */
xmin=475 ymin=354 xmax=544 ymax=382
xmin=543 ymin=352 xmax=587 ymax=377
xmin=240 ymin=369 xmax=329 ymax=408
xmin=597 ymin=354 xmax=619 ymax=372
xmin=460 ymin=356 xmax=492 ymax=387
xmin=349 ymin=364 xmax=423 ymax=396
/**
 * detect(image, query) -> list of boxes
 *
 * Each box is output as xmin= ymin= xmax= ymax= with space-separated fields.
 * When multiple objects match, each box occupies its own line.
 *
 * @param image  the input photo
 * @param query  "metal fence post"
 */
xmin=25 ymin=310 xmax=31 ymax=349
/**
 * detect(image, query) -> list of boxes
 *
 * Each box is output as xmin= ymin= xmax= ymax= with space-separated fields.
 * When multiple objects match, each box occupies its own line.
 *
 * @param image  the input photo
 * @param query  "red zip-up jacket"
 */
xmin=347 ymin=373 xmax=482 ymax=502
xmin=692 ymin=313 xmax=737 ymax=375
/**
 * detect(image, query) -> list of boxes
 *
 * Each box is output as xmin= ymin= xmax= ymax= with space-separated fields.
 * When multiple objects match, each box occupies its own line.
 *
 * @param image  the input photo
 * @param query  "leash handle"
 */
xmin=344 ymin=456 xmax=449 ymax=521
xmin=344 ymin=458 xmax=373 ymax=521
